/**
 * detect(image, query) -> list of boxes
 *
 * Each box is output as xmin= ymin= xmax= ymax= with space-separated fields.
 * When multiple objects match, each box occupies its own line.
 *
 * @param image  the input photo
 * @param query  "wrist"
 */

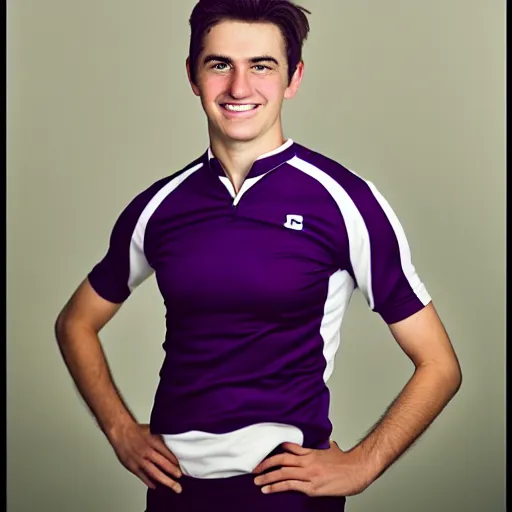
xmin=346 ymin=442 xmax=383 ymax=486
xmin=101 ymin=412 xmax=137 ymax=442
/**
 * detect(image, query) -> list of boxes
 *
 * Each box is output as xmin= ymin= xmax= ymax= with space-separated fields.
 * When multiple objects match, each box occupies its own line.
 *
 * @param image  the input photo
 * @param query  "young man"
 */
xmin=55 ymin=1 xmax=462 ymax=510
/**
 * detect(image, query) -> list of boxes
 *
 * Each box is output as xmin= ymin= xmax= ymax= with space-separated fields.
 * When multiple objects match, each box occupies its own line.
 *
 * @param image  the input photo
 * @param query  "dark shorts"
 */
xmin=145 ymin=445 xmax=346 ymax=512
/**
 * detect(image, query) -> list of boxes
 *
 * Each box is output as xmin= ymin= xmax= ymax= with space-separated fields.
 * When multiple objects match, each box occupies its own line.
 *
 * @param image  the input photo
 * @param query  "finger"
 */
xmin=281 ymin=442 xmax=311 ymax=455
xmin=141 ymin=460 xmax=183 ymax=494
xmin=253 ymin=453 xmax=301 ymax=474
xmin=146 ymin=449 xmax=182 ymax=479
xmin=254 ymin=467 xmax=309 ymax=487
xmin=149 ymin=435 xmax=180 ymax=466
xmin=261 ymin=480 xmax=312 ymax=496
xmin=134 ymin=469 xmax=157 ymax=489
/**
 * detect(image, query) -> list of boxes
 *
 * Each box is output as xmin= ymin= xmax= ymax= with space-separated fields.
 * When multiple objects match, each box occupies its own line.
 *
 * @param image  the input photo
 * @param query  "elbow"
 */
xmin=54 ymin=308 xmax=73 ymax=345
xmin=418 ymin=355 xmax=463 ymax=398
xmin=54 ymin=306 xmax=98 ymax=345
xmin=54 ymin=310 xmax=66 ymax=343
xmin=452 ymin=360 xmax=463 ymax=394
xmin=440 ymin=357 xmax=463 ymax=397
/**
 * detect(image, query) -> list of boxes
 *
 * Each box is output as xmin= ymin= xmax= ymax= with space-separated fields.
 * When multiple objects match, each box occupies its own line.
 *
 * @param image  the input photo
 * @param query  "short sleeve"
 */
xmin=346 ymin=180 xmax=432 ymax=324
xmin=87 ymin=178 xmax=170 ymax=303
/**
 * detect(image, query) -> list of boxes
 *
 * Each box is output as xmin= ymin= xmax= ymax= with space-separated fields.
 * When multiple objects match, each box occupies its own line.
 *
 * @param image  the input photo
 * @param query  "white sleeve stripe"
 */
xmin=288 ymin=156 xmax=375 ymax=309
xmin=366 ymin=182 xmax=431 ymax=305
xmin=128 ymin=163 xmax=203 ymax=291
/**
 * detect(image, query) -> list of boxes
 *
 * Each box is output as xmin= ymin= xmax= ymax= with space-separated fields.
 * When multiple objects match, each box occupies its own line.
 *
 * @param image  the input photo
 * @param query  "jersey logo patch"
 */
xmin=284 ymin=214 xmax=304 ymax=231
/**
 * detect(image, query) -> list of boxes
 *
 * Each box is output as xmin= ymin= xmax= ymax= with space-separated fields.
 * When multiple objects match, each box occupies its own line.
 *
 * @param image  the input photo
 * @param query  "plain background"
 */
xmin=7 ymin=1 xmax=505 ymax=511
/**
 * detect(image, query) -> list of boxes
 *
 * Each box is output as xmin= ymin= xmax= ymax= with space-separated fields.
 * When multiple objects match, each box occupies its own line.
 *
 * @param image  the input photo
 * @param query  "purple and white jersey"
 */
xmin=88 ymin=139 xmax=431 ymax=478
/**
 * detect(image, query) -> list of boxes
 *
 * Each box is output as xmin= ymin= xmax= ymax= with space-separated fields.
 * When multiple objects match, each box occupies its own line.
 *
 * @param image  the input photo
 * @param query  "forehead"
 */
xmin=202 ymin=21 xmax=286 ymax=60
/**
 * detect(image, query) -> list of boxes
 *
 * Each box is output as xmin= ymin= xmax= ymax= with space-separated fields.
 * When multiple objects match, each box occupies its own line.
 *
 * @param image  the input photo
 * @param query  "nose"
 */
xmin=229 ymin=68 xmax=252 ymax=99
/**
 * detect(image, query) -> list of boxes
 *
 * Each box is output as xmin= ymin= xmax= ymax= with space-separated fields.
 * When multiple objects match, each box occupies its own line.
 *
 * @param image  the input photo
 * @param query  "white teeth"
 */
xmin=224 ymin=104 xmax=258 ymax=111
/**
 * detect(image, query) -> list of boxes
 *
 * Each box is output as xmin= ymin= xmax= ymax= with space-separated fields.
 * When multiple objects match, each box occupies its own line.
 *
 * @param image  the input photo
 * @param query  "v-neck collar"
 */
xmin=204 ymin=139 xmax=296 ymax=179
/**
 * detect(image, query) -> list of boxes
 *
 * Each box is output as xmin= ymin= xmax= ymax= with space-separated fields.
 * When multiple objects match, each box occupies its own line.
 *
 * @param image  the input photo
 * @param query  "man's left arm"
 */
xmin=252 ymin=302 xmax=462 ymax=497
xmin=347 ymin=301 xmax=462 ymax=489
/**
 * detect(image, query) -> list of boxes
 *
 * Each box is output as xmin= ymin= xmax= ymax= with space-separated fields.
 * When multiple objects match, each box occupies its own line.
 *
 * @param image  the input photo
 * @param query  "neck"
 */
xmin=209 ymin=127 xmax=286 ymax=193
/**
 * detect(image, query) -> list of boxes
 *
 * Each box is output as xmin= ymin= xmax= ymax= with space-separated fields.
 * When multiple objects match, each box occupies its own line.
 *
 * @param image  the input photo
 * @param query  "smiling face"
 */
xmin=187 ymin=20 xmax=304 ymax=148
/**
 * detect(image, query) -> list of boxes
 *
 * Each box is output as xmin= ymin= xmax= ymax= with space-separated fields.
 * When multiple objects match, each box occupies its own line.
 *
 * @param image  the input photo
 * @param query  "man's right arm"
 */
xmin=54 ymin=278 xmax=183 ymax=492
xmin=54 ymin=278 xmax=132 ymax=435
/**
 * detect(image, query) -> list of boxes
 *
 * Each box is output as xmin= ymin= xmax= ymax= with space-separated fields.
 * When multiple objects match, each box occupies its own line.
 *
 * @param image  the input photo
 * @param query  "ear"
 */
xmin=284 ymin=60 xmax=305 ymax=100
xmin=186 ymin=57 xmax=201 ymax=97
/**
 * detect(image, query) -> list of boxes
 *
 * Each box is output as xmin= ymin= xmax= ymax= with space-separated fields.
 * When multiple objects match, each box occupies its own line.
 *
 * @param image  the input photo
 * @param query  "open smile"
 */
xmin=222 ymin=103 xmax=260 ymax=111
xmin=220 ymin=103 xmax=262 ymax=117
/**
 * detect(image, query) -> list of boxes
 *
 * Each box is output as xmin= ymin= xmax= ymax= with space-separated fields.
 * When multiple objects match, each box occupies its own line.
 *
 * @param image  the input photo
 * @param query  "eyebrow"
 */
xmin=202 ymin=54 xmax=280 ymax=66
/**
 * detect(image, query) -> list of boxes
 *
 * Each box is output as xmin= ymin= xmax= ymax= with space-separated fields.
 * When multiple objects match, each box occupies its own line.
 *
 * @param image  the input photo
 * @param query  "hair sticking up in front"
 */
xmin=188 ymin=0 xmax=311 ymax=85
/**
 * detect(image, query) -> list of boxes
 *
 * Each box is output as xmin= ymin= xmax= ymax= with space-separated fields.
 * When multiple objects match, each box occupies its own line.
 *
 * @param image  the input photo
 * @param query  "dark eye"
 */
xmin=254 ymin=65 xmax=269 ymax=71
xmin=212 ymin=63 xmax=229 ymax=70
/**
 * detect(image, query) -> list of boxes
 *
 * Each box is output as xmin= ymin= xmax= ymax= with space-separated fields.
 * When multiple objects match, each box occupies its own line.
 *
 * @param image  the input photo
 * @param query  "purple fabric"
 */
xmin=302 ymin=147 xmax=428 ymax=324
xmin=88 ymin=140 xmax=428 ymax=446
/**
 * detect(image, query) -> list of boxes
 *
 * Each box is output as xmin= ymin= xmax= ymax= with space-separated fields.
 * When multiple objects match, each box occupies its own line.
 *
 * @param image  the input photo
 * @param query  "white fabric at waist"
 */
xmin=162 ymin=422 xmax=304 ymax=479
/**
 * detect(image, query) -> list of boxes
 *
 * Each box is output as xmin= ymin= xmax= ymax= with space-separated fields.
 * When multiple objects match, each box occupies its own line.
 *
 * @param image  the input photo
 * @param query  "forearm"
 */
xmin=55 ymin=320 xmax=136 ymax=437
xmin=349 ymin=361 xmax=461 ymax=483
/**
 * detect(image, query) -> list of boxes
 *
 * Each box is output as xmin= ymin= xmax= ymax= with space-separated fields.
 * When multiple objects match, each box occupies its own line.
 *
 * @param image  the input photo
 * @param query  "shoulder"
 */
xmin=134 ymin=153 xmax=205 ymax=203
xmin=118 ymin=152 xmax=206 ymax=219
xmin=290 ymin=142 xmax=380 ymax=210
xmin=289 ymin=142 xmax=410 ymax=249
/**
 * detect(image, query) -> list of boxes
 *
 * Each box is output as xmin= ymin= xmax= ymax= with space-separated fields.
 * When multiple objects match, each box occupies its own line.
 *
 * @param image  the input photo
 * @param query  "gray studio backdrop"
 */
xmin=7 ymin=1 xmax=505 ymax=511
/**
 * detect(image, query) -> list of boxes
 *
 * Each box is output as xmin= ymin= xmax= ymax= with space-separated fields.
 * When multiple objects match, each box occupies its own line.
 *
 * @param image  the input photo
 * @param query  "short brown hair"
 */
xmin=188 ymin=0 xmax=311 ymax=85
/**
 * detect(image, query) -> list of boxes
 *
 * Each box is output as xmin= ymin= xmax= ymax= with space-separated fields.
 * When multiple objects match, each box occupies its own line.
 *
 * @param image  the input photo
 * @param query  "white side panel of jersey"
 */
xmin=320 ymin=269 xmax=355 ymax=383
xmin=128 ymin=163 xmax=203 ymax=291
